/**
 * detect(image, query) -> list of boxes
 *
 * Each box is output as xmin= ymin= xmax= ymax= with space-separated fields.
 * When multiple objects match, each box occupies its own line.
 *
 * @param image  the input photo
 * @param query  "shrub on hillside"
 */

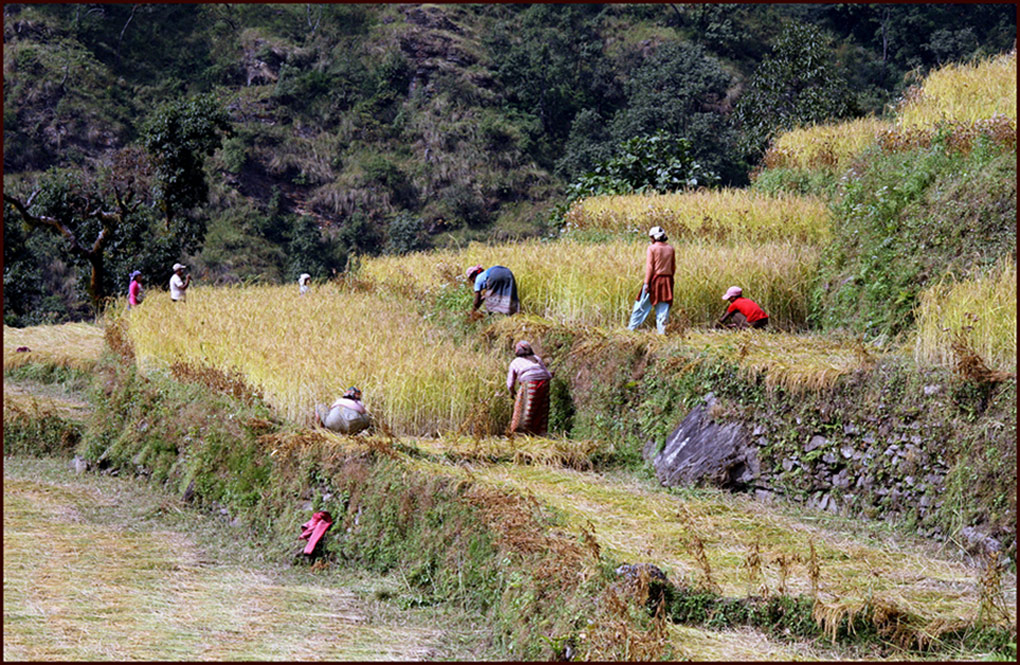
xmin=810 ymin=139 xmax=1016 ymax=340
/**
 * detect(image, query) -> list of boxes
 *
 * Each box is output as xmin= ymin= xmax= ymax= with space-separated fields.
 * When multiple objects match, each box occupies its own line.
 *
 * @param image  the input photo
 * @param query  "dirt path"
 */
xmin=3 ymin=456 xmax=491 ymax=661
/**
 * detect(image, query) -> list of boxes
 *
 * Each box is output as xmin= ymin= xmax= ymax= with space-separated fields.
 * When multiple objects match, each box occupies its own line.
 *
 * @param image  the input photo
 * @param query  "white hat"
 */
xmin=298 ymin=273 xmax=311 ymax=285
xmin=648 ymin=226 xmax=666 ymax=240
xmin=173 ymin=263 xmax=186 ymax=272
xmin=723 ymin=286 xmax=743 ymax=301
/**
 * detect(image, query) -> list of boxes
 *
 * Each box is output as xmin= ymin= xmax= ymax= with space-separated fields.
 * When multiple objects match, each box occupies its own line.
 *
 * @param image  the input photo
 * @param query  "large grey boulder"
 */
xmin=648 ymin=393 xmax=758 ymax=489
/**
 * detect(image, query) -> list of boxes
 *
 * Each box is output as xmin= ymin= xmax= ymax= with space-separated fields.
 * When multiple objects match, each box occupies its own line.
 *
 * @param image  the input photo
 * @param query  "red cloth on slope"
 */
xmin=300 ymin=511 xmax=333 ymax=555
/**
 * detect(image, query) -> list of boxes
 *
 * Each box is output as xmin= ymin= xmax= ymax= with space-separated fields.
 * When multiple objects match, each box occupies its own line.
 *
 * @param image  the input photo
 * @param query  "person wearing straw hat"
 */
xmin=717 ymin=286 xmax=769 ymax=329
xmin=466 ymin=264 xmax=519 ymax=315
xmin=298 ymin=273 xmax=312 ymax=295
xmin=627 ymin=226 xmax=675 ymax=335
xmin=314 ymin=386 xmax=371 ymax=434
xmin=127 ymin=270 xmax=144 ymax=309
xmin=169 ymin=263 xmax=191 ymax=302
xmin=506 ymin=340 xmax=553 ymax=436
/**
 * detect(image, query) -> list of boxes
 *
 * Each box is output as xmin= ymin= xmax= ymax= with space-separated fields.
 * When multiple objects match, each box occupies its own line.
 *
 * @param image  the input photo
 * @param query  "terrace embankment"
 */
xmin=484 ymin=316 xmax=1017 ymax=560
xmin=7 ymin=320 xmax=1016 ymax=659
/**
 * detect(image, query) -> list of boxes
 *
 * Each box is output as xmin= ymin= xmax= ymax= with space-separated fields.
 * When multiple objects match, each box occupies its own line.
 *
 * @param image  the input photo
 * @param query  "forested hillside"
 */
xmin=4 ymin=3 xmax=1015 ymax=325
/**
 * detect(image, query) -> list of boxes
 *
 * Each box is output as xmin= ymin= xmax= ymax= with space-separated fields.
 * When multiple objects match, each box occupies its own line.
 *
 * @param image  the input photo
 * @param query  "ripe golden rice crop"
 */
xmin=125 ymin=284 xmax=510 ymax=435
xmin=3 ymin=322 xmax=105 ymax=372
xmin=675 ymin=330 xmax=879 ymax=393
xmin=561 ymin=189 xmax=831 ymax=244
xmin=361 ymin=239 xmax=819 ymax=329
xmin=762 ymin=117 xmax=894 ymax=172
xmin=897 ymin=51 xmax=1017 ymax=128
xmin=913 ymin=259 xmax=1017 ymax=375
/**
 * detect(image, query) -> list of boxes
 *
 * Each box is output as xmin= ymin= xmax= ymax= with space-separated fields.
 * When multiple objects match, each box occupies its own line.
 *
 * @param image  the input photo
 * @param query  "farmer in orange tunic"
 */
xmin=627 ymin=226 xmax=675 ymax=334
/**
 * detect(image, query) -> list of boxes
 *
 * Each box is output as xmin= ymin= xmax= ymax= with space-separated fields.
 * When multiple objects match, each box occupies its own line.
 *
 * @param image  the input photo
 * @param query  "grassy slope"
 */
xmin=3 ymin=457 xmax=491 ymax=661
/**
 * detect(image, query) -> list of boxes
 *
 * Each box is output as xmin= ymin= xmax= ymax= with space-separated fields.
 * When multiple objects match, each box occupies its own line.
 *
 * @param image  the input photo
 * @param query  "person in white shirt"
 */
xmin=298 ymin=273 xmax=311 ymax=295
xmin=169 ymin=263 xmax=191 ymax=302
xmin=314 ymin=387 xmax=371 ymax=434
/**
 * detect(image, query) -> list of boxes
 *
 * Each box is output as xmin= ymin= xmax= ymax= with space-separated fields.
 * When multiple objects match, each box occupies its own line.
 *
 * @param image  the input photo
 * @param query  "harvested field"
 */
xmin=2 ymin=457 xmax=489 ymax=661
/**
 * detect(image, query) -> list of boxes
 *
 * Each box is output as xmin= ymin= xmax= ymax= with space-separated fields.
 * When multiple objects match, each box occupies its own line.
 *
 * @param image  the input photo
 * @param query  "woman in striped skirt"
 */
xmin=506 ymin=340 xmax=553 ymax=436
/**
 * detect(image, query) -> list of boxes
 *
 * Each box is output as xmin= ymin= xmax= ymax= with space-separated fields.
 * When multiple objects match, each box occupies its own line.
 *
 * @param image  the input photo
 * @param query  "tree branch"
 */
xmin=4 ymin=192 xmax=87 ymax=258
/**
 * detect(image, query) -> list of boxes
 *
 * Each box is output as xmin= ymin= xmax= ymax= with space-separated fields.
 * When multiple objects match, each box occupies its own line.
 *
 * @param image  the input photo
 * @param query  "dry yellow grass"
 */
xmin=124 ymin=284 xmax=509 ymax=435
xmin=913 ymin=259 xmax=1017 ymax=375
xmin=3 ymin=381 xmax=91 ymax=422
xmin=562 ymin=188 xmax=832 ymax=244
xmin=361 ymin=238 xmax=820 ymax=329
xmin=762 ymin=117 xmax=894 ymax=172
xmin=762 ymin=52 xmax=1016 ymax=172
xmin=675 ymin=329 xmax=879 ymax=393
xmin=3 ymin=322 xmax=105 ymax=372
xmin=897 ymin=51 xmax=1017 ymax=128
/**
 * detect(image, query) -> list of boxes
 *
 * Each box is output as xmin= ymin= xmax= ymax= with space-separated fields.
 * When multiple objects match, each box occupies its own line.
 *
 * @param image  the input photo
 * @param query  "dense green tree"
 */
xmin=565 ymin=131 xmax=717 ymax=204
xmin=4 ymin=96 xmax=229 ymax=316
xmin=732 ymin=21 xmax=858 ymax=162
xmin=608 ymin=40 xmax=743 ymax=185
xmin=384 ymin=211 xmax=430 ymax=256
xmin=485 ymin=4 xmax=622 ymax=168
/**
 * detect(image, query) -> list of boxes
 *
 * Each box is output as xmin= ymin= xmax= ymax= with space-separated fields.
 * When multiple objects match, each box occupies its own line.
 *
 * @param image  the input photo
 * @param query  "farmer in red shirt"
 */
xmin=718 ymin=286 xmax=769 ymax=330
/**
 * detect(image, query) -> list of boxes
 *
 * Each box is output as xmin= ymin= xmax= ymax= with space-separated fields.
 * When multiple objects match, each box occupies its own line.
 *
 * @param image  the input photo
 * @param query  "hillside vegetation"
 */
xmin=4 ymin=3 xmax=1015 ymax=325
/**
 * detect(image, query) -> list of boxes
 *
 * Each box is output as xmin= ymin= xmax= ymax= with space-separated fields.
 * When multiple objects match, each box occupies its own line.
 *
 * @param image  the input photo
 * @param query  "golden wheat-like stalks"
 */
xmin=361 ymin=239 xmax=820 ymax=329
xmin=913 ymin=258 xmax=1017 ymax=375
xmin=562 ymin=188 xmax=832 ymax=244
xmin=762 ymin=117 xmax=894 ymax=172
xmin=3 ymin=322 xmax=106 ymax=372
xmin=897 ymin=50 xmax=1017 ymax=128
xmin=125 ymin=283 xmax=510 ymax=435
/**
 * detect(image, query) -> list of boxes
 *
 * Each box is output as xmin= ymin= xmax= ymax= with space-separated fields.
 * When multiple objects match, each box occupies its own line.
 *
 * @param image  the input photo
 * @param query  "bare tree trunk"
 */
xmin=116 ymin=5 xmax=139 ymax=66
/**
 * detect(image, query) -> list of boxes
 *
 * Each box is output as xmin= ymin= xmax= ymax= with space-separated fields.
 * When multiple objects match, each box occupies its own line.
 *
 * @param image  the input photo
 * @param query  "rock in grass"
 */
xmin=651 ymin=394 xmax=757 ymax=490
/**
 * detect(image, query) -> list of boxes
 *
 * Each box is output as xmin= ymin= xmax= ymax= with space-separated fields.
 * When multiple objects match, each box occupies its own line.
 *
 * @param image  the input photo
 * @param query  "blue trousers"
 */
xmin=627 ymin=287 xmax=670 ymax=334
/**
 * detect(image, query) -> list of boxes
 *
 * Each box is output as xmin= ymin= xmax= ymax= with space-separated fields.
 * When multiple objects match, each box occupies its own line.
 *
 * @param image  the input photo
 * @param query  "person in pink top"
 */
xmin=127 ymin=271 xmax=143 ymax=309
xmin=718 ymin=286 xmax=769 ymax=329
xmin=506 ymin=340 xmax=553 ymax=436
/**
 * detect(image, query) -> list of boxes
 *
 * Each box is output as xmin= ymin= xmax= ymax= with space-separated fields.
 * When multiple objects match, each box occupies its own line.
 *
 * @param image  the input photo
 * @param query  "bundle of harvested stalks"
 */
xmin=950 ymin=331 xmax=1012 ymax=385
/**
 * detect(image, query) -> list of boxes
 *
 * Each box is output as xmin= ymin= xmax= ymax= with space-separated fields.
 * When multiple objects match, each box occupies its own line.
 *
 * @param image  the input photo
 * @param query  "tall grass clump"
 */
xmin=897 ymin=51 xmax=1016 ymax=128
xmin=124 ymin=284 xmax=509 ymax=435
xmin=913 ymin=259 xmax=1017 ymax=374
xmin=560 ymin=189 xmax=831 ymax=245
xmin=361 ymin=239 xmax=819 ymax=329
xmin=761 ymin=117 xmax=893 ymax=172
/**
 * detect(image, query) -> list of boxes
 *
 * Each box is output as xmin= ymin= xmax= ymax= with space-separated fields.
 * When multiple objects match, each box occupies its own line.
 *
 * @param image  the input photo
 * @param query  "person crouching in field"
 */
xmin=717 ymin=286 xmax=769 ymax=329
xmin=128 ymin=271 xmax=143 ymax=309
xmin=467 ymin=264 xmax=520 ymax=315
xmin=298 ymin=273 xmax=311 ymax=295
xmin=507 ymin=340 xmax=553 ymax=436
xmin=627 ymin=226 xmax=675 ymax=335
xmin=314 ymin=387 xmax=372 ymax=435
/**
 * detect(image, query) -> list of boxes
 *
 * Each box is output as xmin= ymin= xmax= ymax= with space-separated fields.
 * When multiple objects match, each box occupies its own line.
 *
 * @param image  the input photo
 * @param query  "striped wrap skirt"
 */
xmin=510 ymin=378 xmax=550 ymax=436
